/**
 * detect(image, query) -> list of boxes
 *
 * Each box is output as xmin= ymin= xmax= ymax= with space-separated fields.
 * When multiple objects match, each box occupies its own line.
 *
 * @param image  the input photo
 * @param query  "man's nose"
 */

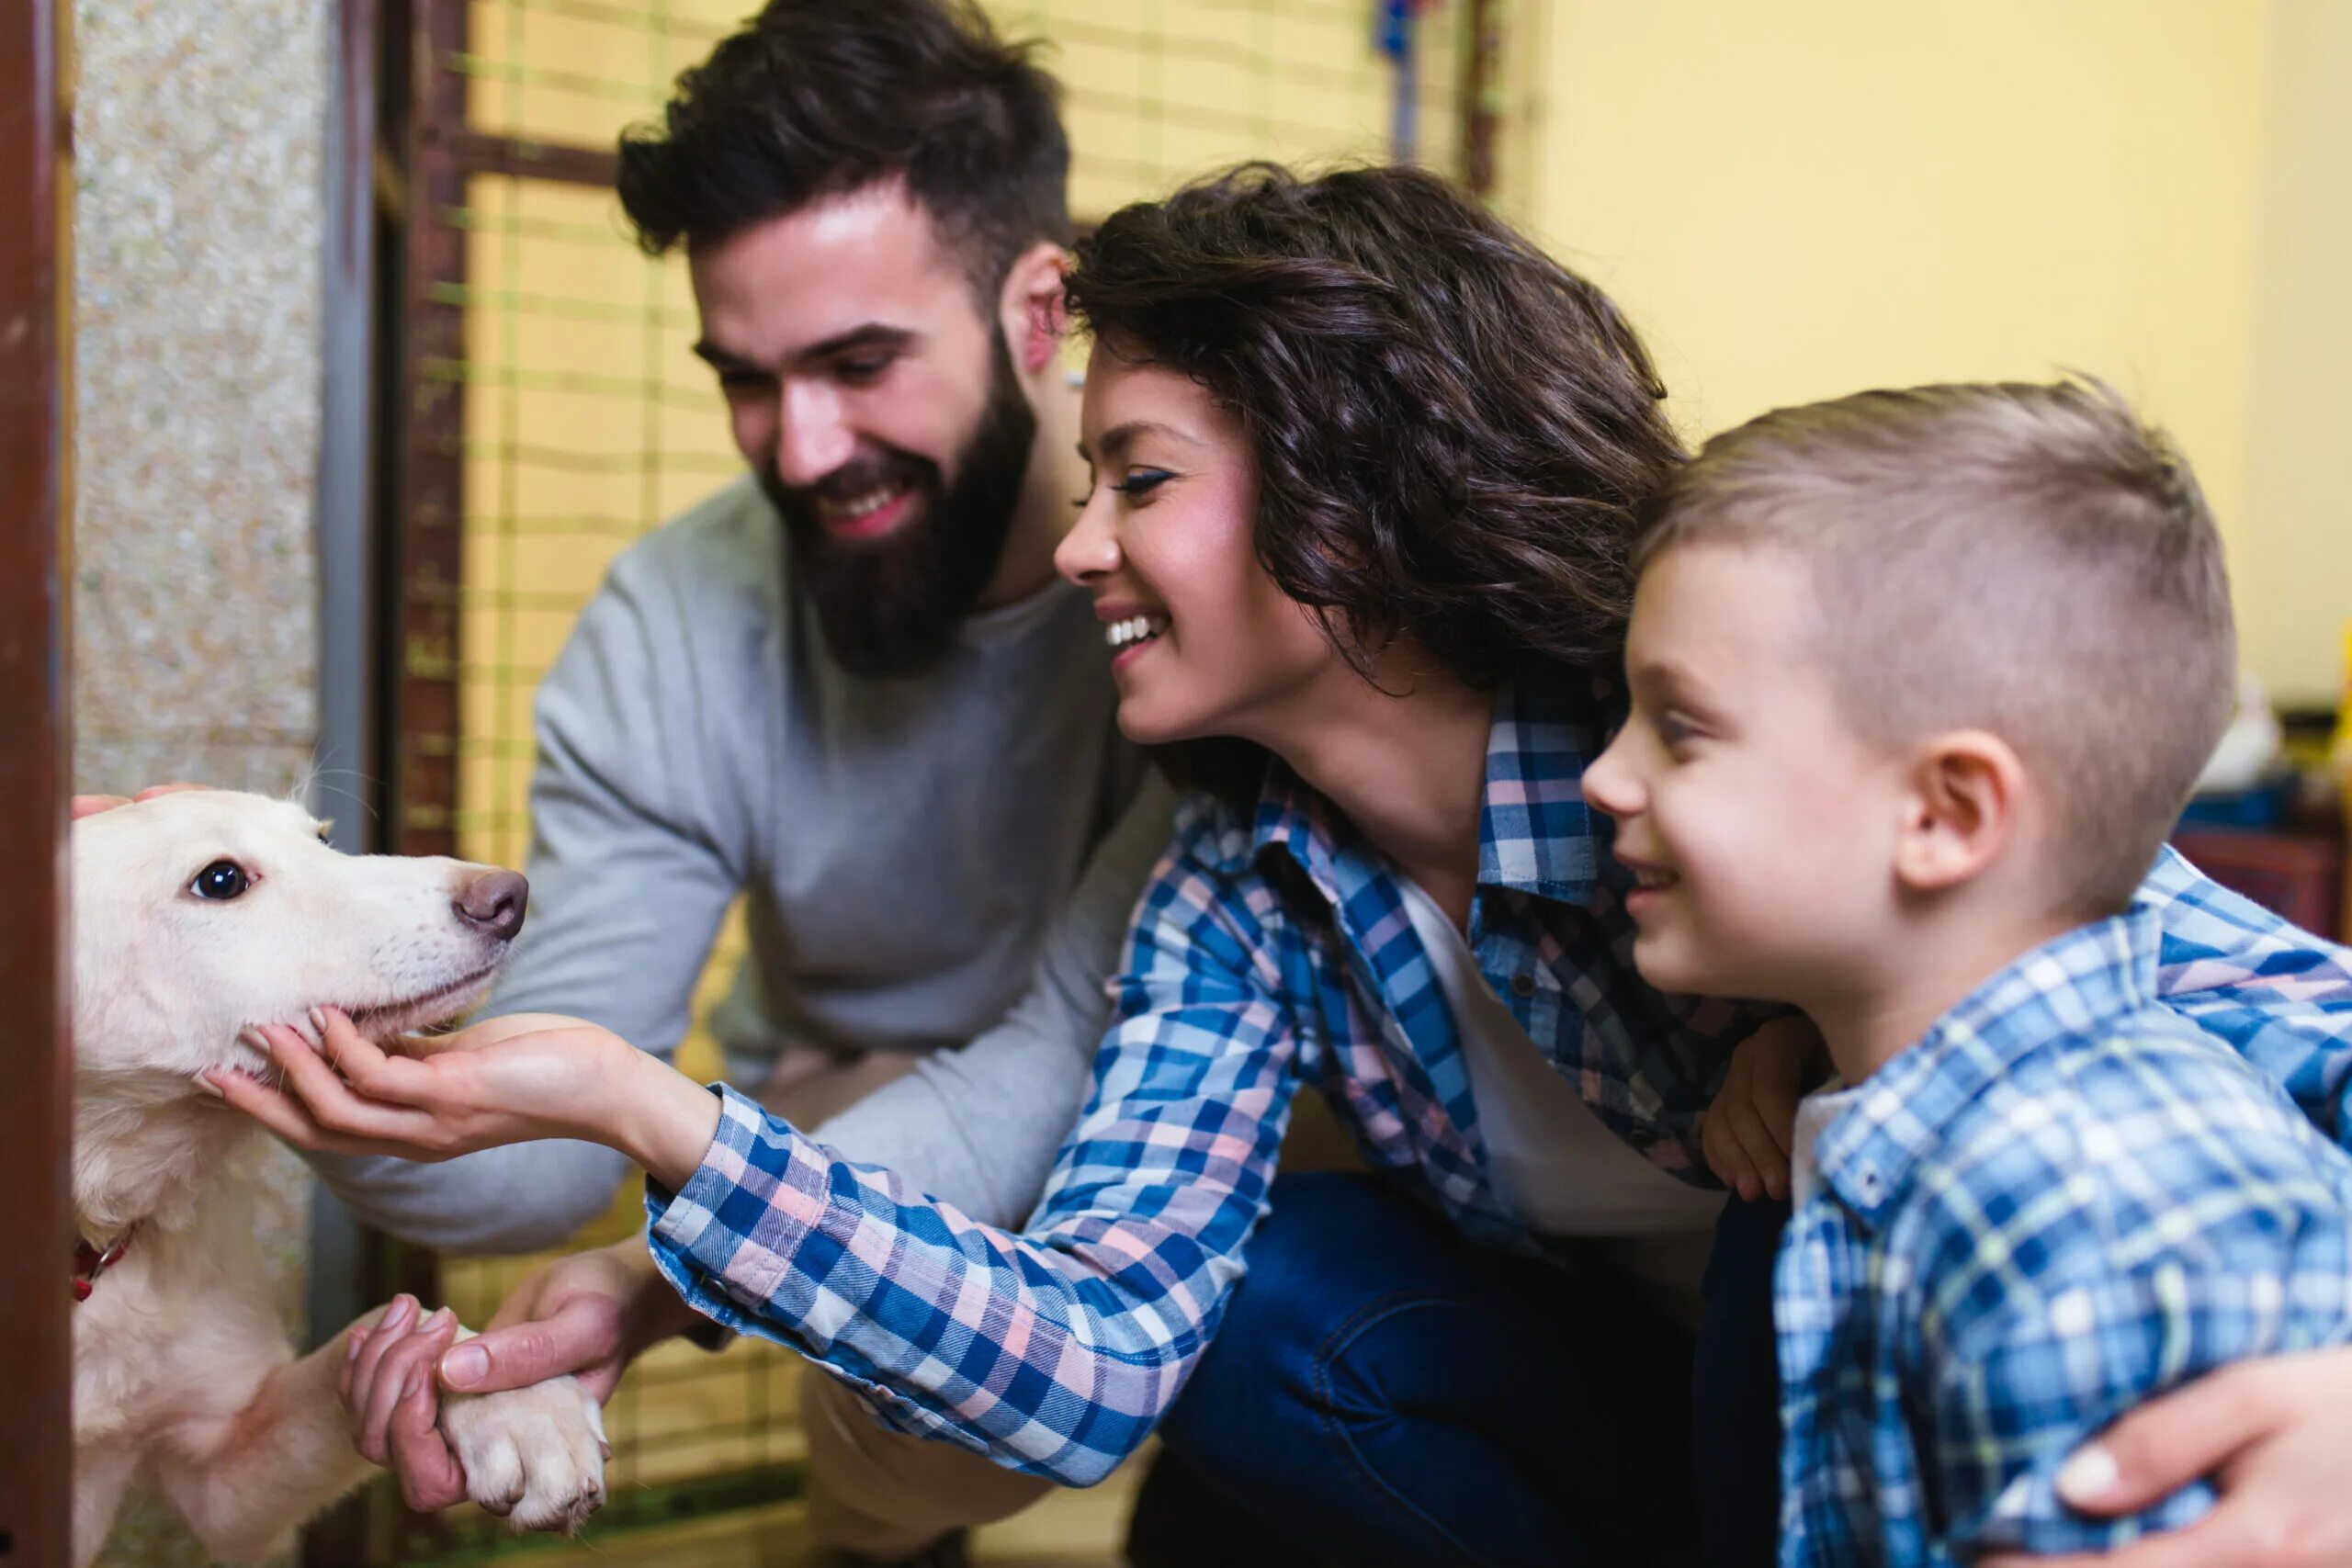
xmin=773 ymin=383 xmax=856 ymax=489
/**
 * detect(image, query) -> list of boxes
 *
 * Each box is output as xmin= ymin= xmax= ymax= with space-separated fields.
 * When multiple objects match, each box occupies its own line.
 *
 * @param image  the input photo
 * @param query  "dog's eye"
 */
xmin=189 ymin=861 xmax=251 ymax=901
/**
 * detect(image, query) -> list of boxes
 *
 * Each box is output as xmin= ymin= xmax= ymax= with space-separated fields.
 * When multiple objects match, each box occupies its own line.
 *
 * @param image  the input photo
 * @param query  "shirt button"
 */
xmin=1510 ymin=972 xmax=1538 ymax=998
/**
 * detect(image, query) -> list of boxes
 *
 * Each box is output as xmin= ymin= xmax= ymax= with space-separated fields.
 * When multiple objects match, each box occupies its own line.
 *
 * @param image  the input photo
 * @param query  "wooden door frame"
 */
xmin=0 ymin=0 xmax=75 ymax=1560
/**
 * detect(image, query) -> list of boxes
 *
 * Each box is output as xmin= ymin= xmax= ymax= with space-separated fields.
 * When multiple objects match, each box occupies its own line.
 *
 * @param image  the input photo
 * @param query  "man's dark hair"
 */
xmin=1064 ymin=163 xmax=1683 ymax=696
xmin=616 ymin=0 xmax=1071 ymax=297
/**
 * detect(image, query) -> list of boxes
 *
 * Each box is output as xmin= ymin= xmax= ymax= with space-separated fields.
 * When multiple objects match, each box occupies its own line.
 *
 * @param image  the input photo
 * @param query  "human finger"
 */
xmin=2052 ymin=1360 xmax=2286 ymax=1516
xmin=353 ymin=1305 xmax=450 ymax=1460
xmin=1701 ymin=1111 xmax=1761 ymax=1201
xmin=311 ymin=1007 xmax=441 ymax=1104
xmin=442 ymin=1292 xmax=626 ymax=1399
xmin=209 ymin=1066 xmax=359 ymax=1154
xmin=1750 ymin=1062 xmax=1800 ymax=1161
xmin=342 ymin=1295 xmax=415 ymax=1415
xmin=1723 ymin=1097 xmax=1792 ymax=1201
xmin=250 ymin=1023 xmax=447 ymax=1148
xmin=357 ymin=1310 xmax=459 ymax=1467
xmin=389 ymin=1367 xmax=469 ymax=1513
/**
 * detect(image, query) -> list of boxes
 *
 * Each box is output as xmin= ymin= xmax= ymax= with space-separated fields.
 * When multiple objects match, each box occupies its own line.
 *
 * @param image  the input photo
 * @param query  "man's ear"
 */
xmin=998 ymin=241 xmax=1069 ymax=377
xmin=1894 ymin=729 xmax=2025 ymax=893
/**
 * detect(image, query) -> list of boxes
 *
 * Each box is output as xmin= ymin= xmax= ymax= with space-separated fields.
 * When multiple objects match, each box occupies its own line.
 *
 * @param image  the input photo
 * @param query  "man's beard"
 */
xmin=762 ymin=333 xmax=1037 ymax=679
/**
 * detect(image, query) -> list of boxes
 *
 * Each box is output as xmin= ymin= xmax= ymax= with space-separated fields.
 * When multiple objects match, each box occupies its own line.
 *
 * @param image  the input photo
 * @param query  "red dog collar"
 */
xmin=74 ymin=1224 xmax=141 ymax=1303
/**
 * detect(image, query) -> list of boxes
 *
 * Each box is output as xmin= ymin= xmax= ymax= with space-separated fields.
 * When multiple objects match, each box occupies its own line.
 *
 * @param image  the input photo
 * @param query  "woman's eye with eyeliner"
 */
xmin=1111 ymin=469 xmax=1174 ymax=498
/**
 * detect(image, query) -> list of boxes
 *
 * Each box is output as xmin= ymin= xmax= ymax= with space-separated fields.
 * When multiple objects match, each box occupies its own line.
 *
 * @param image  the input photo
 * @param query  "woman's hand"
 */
xmin=1698 ymin=1014 xmax=1822 ymax=1201
xmin=213 ymin=1007 xmax=726 ymax=1187
xmin=213 ymin=1008 xmax=641 ymax=1162
xmin=1980 ymin=1346 xmax=2352 ymax=1568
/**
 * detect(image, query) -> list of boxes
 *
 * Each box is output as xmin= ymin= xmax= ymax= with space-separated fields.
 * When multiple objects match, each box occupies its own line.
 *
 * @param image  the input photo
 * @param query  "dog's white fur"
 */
xmin=70 ymin=789 xmax=606 ymax=1565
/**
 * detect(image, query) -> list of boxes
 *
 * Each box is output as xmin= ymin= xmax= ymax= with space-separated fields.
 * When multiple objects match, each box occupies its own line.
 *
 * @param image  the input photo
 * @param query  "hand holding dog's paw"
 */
xmin=439 ymin=1373 xmax=609 ymax=1534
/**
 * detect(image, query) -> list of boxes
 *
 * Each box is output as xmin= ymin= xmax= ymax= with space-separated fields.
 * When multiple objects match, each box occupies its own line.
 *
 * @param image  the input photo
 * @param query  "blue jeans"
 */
xmin=1694 ymin=1193 xmax=1791 ymax=1568
xmin=1125 ymin=1171 xmax=1781 ymax=1568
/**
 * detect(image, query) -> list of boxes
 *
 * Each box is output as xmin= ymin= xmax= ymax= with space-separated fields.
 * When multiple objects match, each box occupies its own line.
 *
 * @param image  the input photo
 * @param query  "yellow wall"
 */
xmin=1532 ymin=0 xmax=2351 ymax=708
xmin=1530 ymin=1 xmax=2270 ymax=649
xmin=2243 ymin=0 xmax=2352 ymax=705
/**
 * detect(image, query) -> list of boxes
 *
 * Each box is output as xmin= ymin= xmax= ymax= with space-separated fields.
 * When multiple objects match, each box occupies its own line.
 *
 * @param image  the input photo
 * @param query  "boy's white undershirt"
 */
xmin=1790 ymin=1081 xmax=1864 ymax=1212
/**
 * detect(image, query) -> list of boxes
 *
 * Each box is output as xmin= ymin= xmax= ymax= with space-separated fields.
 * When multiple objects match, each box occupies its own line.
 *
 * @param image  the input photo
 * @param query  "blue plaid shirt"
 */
xmin=647 ymin=680 xmax=2352 ymax=1488
xmin=1778 ymin=908 xmax=2352 ymax=1565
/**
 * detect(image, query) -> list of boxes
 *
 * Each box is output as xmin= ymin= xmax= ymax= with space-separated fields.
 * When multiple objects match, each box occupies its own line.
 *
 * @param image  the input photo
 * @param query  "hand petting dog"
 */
xmin=213 ymin=1006 xmax=726 ymax=1191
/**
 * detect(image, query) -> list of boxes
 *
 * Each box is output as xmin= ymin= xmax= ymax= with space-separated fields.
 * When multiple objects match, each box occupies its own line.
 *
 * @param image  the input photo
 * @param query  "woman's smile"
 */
xmin=1097 ymin=604 xmax=1171 ymax=671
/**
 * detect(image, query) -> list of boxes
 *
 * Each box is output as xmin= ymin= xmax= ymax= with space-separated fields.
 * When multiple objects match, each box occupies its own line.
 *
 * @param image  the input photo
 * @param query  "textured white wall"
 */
xmin=72 ymin=2 xmax=329 ymax=1562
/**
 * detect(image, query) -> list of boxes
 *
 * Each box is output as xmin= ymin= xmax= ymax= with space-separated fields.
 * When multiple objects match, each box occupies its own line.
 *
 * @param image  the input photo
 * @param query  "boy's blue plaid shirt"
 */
xmin=644 ymin=681 xmax=2352 ymax=1488
xmin=1778 ymin=908 xmax=2352 ymax=1566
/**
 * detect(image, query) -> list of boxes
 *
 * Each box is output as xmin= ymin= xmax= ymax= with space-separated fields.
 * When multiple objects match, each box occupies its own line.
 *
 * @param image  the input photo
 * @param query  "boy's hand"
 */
xmin=1700 ymin=1015 xmax=1820 ymax=1201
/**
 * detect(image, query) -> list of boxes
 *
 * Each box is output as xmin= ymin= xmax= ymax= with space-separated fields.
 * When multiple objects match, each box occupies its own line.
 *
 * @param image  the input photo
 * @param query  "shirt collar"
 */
xmin=1246 ymin=676 xmax=1614 ymax=912
xmin=1811 ymin=905 xmax=2165 ymax=1223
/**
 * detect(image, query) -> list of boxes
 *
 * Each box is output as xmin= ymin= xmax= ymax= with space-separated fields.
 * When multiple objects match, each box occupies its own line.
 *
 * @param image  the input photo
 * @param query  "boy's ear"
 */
xmin=999 ymin=242 xmax=1070 ymax=377
xmin=1894 ymin=729 xmax=2025 ymax=893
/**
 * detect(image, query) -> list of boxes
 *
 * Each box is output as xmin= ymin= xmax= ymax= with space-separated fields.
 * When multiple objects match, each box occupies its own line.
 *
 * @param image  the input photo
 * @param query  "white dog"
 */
xmin=69 ymin=788 xmax=606 ymax=1566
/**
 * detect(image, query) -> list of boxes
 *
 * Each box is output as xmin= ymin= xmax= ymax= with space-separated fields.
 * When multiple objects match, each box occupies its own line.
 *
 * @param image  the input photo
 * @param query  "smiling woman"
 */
xmin=1075 ymin=163 xmax=1679 ymax=676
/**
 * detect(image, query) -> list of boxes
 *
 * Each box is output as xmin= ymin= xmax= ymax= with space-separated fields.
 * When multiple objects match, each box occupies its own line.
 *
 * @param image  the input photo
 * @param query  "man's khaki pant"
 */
xmin=751 ymin=1045 xmax=1054 ymax=1555
xmin=763 ymin=1041 xmax=1368 ymax=1556
xmin=803 ymin=1371 xmax=1054 ymax=1556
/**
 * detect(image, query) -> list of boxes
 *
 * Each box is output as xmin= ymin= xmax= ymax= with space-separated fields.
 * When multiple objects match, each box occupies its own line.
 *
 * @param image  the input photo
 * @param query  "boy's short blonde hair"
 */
xmin=1642 ymin=378 xmax=2235 ymax=914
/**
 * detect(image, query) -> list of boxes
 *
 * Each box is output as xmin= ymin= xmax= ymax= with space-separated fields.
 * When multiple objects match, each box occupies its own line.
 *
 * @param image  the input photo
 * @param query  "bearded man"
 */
xmin=307 ymin=3 xmax=1174 ymax=1562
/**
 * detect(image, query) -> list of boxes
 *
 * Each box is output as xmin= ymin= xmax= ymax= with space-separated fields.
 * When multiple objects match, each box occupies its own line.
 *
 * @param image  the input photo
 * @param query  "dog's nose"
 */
xmin=455 ymin=869 xmax=528 ymax=941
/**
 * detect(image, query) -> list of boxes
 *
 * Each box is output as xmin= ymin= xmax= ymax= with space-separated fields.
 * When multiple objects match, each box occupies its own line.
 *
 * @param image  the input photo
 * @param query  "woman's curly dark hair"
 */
xmin=1064 ymin=163 xmax=1684 ymax=694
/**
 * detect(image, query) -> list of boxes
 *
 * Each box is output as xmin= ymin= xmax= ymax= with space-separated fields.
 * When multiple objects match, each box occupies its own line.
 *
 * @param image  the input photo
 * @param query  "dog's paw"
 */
xmin=439 ymin=1375 xmax=609 ymax=1535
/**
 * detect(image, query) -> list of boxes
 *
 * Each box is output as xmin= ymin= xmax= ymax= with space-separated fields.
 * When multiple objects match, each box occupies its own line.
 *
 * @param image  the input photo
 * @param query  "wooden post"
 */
xmin=1460 ymin=0 xmax=1502 ymax=197
xmin=0 ymin=0 xmax=75 ymax=1561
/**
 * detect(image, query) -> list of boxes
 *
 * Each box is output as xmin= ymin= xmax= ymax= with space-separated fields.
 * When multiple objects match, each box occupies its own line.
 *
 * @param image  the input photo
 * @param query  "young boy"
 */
xmin=1582 ymin=378 xmax=2352 ymax=1564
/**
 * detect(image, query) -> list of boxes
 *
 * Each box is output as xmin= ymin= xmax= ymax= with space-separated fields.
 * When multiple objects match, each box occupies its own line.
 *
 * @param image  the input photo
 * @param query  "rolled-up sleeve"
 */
xmin=646 ymin=810 xmax=1303 ymax=1485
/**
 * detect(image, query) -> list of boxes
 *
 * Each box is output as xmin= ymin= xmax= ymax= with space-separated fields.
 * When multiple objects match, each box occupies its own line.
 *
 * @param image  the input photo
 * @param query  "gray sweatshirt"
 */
xmin=307 ymin=478 xmax=1174 ymax=1251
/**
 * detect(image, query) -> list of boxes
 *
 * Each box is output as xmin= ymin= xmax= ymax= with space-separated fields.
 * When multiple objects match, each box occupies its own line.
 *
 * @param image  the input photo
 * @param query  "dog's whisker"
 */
xmin=295 ymin=757 xmax=386 ymax=834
